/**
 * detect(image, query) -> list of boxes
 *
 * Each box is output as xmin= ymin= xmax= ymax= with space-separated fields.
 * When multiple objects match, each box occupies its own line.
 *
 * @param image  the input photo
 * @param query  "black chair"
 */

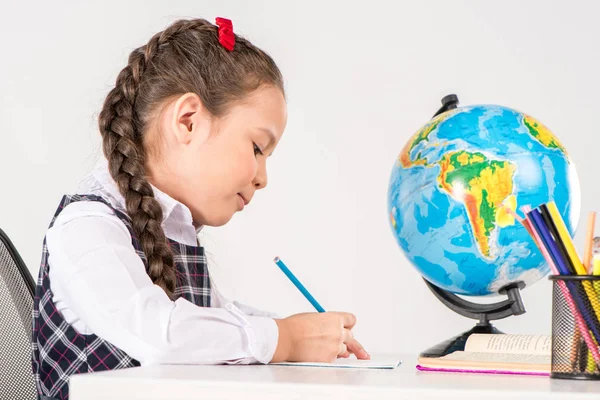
xmin=0 ymin=228 xmax=37 ymax=399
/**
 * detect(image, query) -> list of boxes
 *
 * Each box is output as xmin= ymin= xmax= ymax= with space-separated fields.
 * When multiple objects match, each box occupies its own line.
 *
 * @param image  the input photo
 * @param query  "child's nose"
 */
xmin=253 ymin=175 xmax=267 ymax=189
xmin=253 ymin=165 xmax=268 ymax=190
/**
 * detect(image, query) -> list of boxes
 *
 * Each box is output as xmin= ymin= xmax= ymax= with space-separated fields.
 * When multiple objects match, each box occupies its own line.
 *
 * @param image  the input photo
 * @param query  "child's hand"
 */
xmin=271 ymin=312 xmax=370 ymax=363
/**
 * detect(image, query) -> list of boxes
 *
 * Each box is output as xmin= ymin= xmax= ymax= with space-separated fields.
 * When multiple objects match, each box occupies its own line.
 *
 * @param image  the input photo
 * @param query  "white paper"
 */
xmin=271 ymin=356 xmax=402 ymax=369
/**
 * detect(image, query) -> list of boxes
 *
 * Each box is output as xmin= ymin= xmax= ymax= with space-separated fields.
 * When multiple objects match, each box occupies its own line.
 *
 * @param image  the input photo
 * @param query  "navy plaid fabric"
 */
xmin=31 ymin=194 xmax=211 ymax=400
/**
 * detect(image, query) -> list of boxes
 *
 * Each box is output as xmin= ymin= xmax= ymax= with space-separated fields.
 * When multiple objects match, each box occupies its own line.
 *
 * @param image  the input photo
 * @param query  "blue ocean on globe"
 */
xmin=387 ymin=105 xmax=580 ymax=296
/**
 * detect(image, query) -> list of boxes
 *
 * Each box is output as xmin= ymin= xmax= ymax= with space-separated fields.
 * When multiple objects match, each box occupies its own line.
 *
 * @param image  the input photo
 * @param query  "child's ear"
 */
xmin=171 ymin=92 xmax=211 ymax=145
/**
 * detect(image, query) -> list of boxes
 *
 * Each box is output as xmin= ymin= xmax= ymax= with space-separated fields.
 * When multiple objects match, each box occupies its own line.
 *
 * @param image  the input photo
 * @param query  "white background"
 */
xmin=1 ymin=0 xmax=599 ymax=356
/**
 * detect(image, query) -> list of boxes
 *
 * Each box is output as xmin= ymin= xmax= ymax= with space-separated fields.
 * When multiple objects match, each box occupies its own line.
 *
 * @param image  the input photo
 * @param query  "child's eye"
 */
xmin=253 ymin=143 xmax=263 ymax=156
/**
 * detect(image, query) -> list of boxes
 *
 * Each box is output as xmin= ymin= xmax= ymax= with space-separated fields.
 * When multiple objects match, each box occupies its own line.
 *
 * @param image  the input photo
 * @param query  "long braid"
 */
xmin=98 ymin=21 xmax=210 ymax=298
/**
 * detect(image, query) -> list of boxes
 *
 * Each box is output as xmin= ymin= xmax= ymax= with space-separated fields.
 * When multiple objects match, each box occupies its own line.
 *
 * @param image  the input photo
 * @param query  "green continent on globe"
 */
xmin=437 ymin=150 xmax=517 ymax=259
xmin=523 ymin=115 xmax=568 ymax=156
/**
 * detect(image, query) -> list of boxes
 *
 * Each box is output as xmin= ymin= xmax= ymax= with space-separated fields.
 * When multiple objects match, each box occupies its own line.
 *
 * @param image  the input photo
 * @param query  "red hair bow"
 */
xmin=215 ymin=17 xmax=235 ymax=51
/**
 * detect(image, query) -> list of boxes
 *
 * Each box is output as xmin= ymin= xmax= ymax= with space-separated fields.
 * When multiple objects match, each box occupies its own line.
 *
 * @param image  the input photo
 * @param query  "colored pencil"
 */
xmin=585 ymin=212 xmax=597 ymax=274
xmin=273 ymin=257 xmax=325 ymax=313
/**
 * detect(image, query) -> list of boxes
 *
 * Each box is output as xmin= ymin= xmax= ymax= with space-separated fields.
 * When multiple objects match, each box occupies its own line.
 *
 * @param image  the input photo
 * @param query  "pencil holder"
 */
xmin=549 ymin=275 xmax=600 ymax=380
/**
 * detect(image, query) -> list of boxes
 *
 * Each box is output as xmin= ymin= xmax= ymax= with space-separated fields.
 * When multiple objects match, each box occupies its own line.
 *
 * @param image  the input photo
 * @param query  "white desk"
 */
xmin=69 ymin=354 xmax=600 ymax=400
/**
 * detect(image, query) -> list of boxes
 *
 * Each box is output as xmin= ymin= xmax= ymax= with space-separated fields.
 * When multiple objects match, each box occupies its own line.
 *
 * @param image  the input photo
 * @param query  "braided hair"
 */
xmin=98 ymin=18 xmax=284 ymax=298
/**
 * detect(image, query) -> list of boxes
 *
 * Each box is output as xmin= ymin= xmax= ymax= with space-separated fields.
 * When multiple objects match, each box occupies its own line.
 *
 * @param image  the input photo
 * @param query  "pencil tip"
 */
xmin=273 ymin=256 xmax=280 ymax=262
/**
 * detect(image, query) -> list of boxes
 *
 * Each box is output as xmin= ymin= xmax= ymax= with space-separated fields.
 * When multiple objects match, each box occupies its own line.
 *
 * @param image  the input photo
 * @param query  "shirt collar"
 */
xmin=90 ymin=158 xmax=199 ymax=234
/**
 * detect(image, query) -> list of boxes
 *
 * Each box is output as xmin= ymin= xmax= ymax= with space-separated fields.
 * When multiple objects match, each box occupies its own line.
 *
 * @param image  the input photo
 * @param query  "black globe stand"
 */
xmin=420 ymin=279 xmax=526 ymax=357
xmin=419 ymin=95 xmax=528 ymax=358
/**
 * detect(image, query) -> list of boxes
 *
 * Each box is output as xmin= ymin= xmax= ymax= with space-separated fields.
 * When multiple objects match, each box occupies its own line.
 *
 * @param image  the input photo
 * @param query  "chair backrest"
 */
xmin=0 ymin=228 xmax=37 ymax=400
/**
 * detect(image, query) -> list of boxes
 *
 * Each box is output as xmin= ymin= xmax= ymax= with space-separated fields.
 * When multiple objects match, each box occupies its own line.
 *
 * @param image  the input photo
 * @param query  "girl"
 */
xmin=31 ymin=17 xmax=369 ymax=400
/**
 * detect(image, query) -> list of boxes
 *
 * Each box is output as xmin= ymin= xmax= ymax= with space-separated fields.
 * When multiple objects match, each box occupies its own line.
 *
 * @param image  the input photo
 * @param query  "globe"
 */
xmin=387 ymin=104 xmax=581 ymax=296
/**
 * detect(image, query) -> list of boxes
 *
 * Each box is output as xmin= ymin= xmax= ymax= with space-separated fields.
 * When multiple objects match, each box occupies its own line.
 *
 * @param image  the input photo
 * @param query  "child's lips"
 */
xmin=238 ymin=193 xmax=250 ymax=205
xmin=237 ymin=194 xmax=248 ymax=210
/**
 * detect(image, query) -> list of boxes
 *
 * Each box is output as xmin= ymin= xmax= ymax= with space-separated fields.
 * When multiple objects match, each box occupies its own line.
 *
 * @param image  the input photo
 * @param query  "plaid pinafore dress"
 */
xmin=31 ymin=194 xmax=211 ymax=400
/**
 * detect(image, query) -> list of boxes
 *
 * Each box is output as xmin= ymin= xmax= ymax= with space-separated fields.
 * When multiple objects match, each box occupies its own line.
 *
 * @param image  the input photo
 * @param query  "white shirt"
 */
xmin=45 ymin=159 xmax=279 ymax=366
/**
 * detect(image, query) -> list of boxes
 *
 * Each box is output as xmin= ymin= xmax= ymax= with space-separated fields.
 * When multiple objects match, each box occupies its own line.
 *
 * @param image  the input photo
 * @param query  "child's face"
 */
xmin=148 ymin=85 xmax=287 ymax=227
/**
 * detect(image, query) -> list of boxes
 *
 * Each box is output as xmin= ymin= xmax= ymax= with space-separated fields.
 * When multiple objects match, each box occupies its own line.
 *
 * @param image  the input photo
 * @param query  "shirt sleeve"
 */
xmin=45 ymin=201 xmax=279 ymax=366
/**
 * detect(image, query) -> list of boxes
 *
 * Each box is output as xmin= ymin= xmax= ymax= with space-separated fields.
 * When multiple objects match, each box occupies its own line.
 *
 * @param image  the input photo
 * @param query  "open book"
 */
xmin=417 ymin=334 xmax=551 ymax=376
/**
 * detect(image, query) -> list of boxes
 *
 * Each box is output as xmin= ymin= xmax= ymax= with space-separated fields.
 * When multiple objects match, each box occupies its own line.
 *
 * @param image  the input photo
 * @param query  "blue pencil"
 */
xmin=528 ymin=208 xmax=571 ymax=275
xmin=273 ymin=257 xmax=325 ymax=312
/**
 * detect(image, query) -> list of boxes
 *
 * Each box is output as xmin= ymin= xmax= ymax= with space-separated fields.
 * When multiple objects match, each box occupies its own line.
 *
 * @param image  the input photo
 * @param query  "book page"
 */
xmin=464 ymin=334 xmax=550 ymax=355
